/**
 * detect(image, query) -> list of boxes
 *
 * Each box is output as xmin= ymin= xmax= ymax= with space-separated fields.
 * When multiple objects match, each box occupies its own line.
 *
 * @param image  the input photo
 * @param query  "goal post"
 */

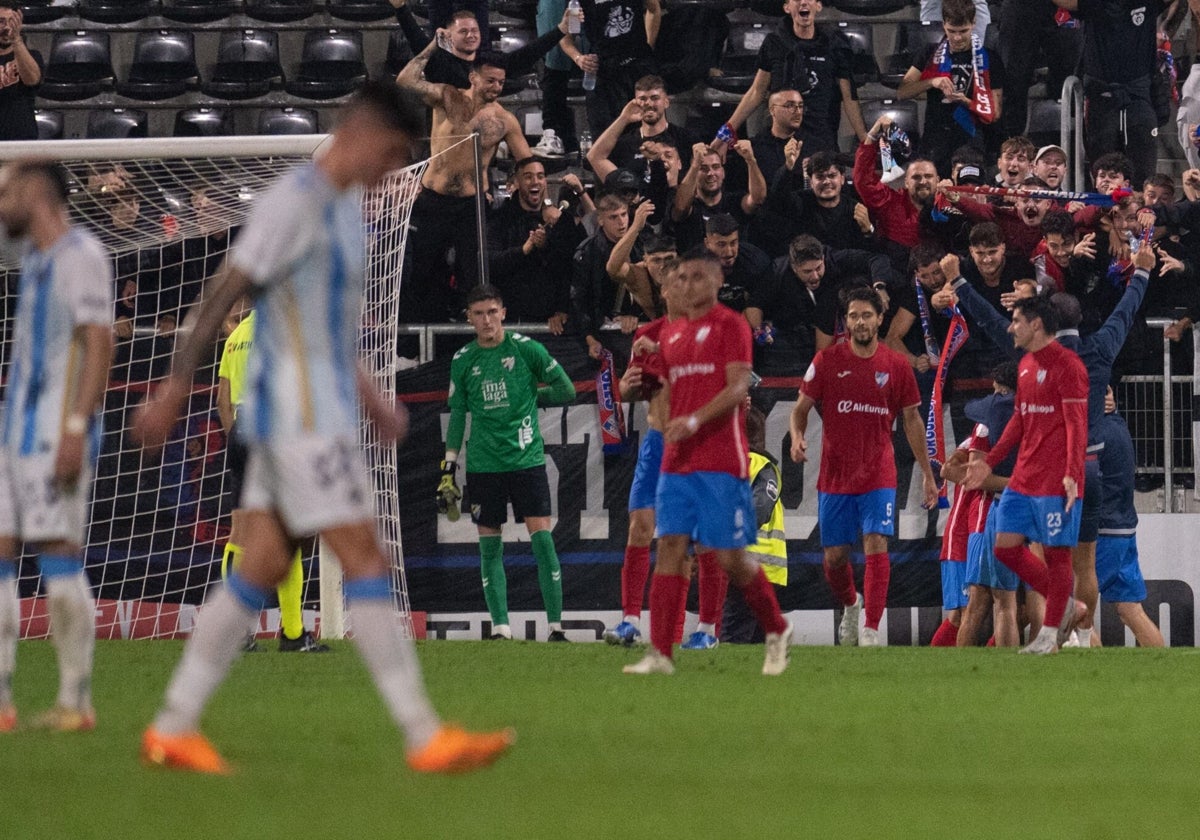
xmin=0 ymin=136 xmax=427 ymax=640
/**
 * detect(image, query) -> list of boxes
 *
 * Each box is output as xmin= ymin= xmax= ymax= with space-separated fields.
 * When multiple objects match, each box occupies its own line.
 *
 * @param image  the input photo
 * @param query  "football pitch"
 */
xmin=5 ymin=640 xmax=1198 ymax=840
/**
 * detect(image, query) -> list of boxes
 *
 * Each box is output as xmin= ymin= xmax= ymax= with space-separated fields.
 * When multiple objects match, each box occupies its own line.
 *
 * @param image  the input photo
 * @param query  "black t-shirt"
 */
xmin=580 ymin=0 xmax=652 ymax=61
xmin=610 ymin=122 xmax=701 ymax=173
xmin=756 ymin=23 xmax=854 ymax=152
xmin=1076 ymin=0 xmax=1162 ymax=83
xmin=750 ymin=256 xmax=842 ymax=334
xmin=0 ymin=48 xmax=42 ymax=141
xmin=670 ymin=191 xmax=750 ymax=252
xmin=910 ymin=42 xmax=1005 ymax=135
xmin=719 ymin=241 xmax=772 ymax=312
xmin=961 ymin=254 xmax=1032 ymax=318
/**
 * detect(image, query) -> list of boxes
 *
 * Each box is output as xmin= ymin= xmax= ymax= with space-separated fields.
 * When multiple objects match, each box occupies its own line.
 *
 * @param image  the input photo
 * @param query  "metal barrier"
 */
xmin=1060 ymin=75 xmax=1086 ymax=193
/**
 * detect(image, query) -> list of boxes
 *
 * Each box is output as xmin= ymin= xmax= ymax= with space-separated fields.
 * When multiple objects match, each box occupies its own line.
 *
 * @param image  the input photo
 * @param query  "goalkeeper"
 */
xmin=217 ymin=300 xmax=327 ymax=653
xmin=440 ymin=285 xmax=576 ymax=641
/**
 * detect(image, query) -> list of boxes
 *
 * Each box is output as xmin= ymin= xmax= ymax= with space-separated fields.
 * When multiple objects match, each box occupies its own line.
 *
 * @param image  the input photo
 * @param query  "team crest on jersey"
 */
xmin=695 ymin=325 xmax=712 ymax=343
xmin=875 ymin=371 xmax=889 ymax=388
xmin=1036 ymin=369 xmax=1047 ymax=384
xmin=1131 ymin=6 xmax=1145 ymax=25
xmin=502 ymin=356 xmax=515 ymax=371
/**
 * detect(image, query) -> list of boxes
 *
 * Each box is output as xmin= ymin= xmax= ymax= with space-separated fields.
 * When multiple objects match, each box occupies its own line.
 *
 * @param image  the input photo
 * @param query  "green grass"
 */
xmin=5 ymin=640 xmax=1199 ymax=840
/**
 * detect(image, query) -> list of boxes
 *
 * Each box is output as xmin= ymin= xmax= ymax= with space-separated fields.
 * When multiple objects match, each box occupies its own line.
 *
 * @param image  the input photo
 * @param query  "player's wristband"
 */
xmin=685 ymin=415 xmax=699 ymax=433
xmin=64 ymin=415 xmax=87 ymax=435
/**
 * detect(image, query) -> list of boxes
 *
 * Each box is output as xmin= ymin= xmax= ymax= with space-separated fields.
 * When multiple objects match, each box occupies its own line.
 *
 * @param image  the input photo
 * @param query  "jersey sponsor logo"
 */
xmin=836 ymin=399 xmax=889 ymax=416
xmin=1036 ymin=369 xmax=1047 ymax=384
xmin=695 ymin=325 xmax=712 ymax=343
xmin=502 ymin=356 xmax=515 ymax=371
xmin=1020 ymin=402 xmax=1056 ymax=415
xmin=837 ymin=370 xmax=851 ymax=378
xmin=1131 ymin=6 xmax=1145 ymax=24
xmin=517 ymin=415 xmax=535 ymax=450
xmin=1020 ymin=368 xmax=1030 ymax=377
xmin=471 ymin=365 xmax=481 ymax=376
xmin=667 ymin=362 xmax=716 ymax=384
xmin=482 ymin=379 xmax=510 ymax=408
xmin=875 ymin=371 xmax=889 ymax=388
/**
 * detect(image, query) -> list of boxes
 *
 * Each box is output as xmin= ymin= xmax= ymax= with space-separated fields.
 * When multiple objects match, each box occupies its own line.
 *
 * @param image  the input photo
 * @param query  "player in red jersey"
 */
xmin=964 ymin=294 xmax=1089 ymax=655
xmin=930 ymin=434 xmax=979 ymax=646
xmin=623 ymin=248 xmax=792 ymax=675
xmin=790 ymin=285 xmax=938 ymax=647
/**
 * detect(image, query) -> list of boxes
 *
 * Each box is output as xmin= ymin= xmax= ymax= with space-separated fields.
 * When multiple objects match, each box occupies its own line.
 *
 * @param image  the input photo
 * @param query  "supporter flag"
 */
xmin=596 ymin=348 xmax=627 ymax=454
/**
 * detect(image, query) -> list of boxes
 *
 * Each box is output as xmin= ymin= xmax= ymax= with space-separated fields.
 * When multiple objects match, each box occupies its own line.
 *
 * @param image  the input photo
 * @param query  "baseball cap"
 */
xmin=1035 ymin=145 xmax=1068 ymax=163
xmin=955 ymin=164 xmax=984 ymax=186
xmin=603 ymin=168 xmax=641 ymax=193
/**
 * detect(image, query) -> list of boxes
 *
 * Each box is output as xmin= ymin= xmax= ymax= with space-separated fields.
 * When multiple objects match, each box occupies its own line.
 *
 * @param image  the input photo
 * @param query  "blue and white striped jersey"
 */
xmin=0 ymin=227 xmax=113 ymax=454
xmin=229 ymin=163 xmax=365 ymax=442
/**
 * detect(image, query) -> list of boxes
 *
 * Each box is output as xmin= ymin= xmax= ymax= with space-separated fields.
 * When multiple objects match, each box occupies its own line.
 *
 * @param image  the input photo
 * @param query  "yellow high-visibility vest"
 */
xmin=747 ymin=451 xmax=787 ymax=586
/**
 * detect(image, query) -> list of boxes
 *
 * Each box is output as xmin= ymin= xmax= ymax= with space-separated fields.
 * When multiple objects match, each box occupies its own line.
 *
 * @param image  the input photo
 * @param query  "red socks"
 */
xmin=621 ymin=545 xmax=651 ymax=618
xmin=993 ymin=544 xmax=1048 ymax=595
xmin=649 ymin=573 xmax=688 ymax=657
xmin=823 ymin=557 xmax=858 ymax=607
xmin=1042 ymin=546 xmax=1073 ymax=628
xmin=736 ymin=565 xmax=788 ymax=636
xmin=673 ymin=572 xmax=688 ymax=645
xmin=863 ymin=553 xmax=890 ymax=630
xmin=696 ymin=551 xmax=729 ymax=636
xmin=930 ymin=618 xmax=958 ymax=647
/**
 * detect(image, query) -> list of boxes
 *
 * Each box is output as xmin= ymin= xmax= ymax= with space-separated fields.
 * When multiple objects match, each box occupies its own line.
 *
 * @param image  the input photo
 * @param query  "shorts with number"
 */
xmin=629 ymin=428 xmax=664 ymax=512
xmin=1078 ymin=456 xmax=1101 ymax=543
xmin=965 ymin=508 xmax=1019 ymax=591
xmin=0 ymin=446 xmax=95 ymax=545
xmin=1095 ymin=534 xmax=1147 ymax=603
xmin=241 ymin=434 xmax=375 ymax=536
xmin=656 ymin=471 xmax=755 ymax=550
xmin=817 ymin=489 xmax=896 ymax=548
xmin=994 ymin=488 xmax=1081 ymax=547
xmin=465 ymin=466 xmax=552 ymax=529
xmin=941 ymin=560 xmax=969 ymax=610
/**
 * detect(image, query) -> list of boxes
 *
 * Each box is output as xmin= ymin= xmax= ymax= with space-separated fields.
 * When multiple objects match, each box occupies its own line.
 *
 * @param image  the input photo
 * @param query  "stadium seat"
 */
xmin=20 ymin=0 xmax=71 ymax=24
xmin=34 ymin=109 xmax=64 ymax=140
xmin=39 ymin=31 xmax=115 ymax=102
xmin=86 ymin=108 xmax=149 ymax=139
xmin=827 ymin=0 xmax=914 ymax=17
xmin=258 ymin=107 xmax=319 ymax=135
xmin=117 ymin=31 xmax=200 ymax=100
xmin=161 ymin=0 xmax=244 ymax=22
xmin=203 ymin=30 xmax=284 ymax=100
xmin=835 ymin=22 xmax=880 ymax=87
xmin=1026 ymin=98 xmax=1064 ymax=149
xmin=78 ymin=0 xmax=160 ymax=23
xmin=880 ymin=21 xmax=943 ymax=89
xmin=284 ymin=30 xmax=367 ymax=100
xmin=672 ymin=0 xmax=740 ymax=12
xmin=746 ymin=0 xmax=787 ymax=17
xmin=384 ymin=30 xmax=413 ymax=76
xmin=174 ymin=107 xmax=235 ymax=137
xmin=860 ymin=98 xmax=921 ymax=145
xmin=492 ymin=0 xmax=537 ymax=23
xmin=328 ymin=0 xmax=395 ymax=21
xmin=709 ymin=20 xmax=770 ymax=94
xmin=245 ymin=0 xmax=317 ymax=22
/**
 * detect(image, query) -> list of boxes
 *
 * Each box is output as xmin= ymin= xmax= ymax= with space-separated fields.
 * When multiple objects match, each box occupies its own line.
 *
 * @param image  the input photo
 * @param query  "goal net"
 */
xmin=0 ymin=137 xmax=428 ymax=640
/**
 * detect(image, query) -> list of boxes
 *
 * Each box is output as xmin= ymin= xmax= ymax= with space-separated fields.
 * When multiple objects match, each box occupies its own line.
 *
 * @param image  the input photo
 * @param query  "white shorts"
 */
xmin=240 ymin=434 xmax=375 ymax=536
xmin=0 ymin=447 xmax=94 ymax=545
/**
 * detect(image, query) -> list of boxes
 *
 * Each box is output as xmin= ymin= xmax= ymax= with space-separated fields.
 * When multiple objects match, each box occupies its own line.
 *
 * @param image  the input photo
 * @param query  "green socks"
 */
xmin=531 ymin=530 xmax=563 ymax=623
xmin=479 ymin=535 xmax=508 ymax=626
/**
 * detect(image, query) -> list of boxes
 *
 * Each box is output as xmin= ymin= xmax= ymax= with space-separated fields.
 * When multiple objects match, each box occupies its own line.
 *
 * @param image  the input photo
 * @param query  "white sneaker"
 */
xmin=622 ymin=649 xmax=675 ymax=675
xmin=1055 ymin=597 xmax=1086 ymax=647
xmin=859 ymin=627 xmax=883 ymax=647
xmin=1061 ymin=630 xmax=1081 ymax=648
xmin=762 ymin=620 xmax=793 ymax=676
xmin=1019 ymin=627 xmax=1058 ymax=655
xmin=839 ymin=593 xmax=862 ymax=647
xmin=532 ymin=128 xmax=565 ymax=158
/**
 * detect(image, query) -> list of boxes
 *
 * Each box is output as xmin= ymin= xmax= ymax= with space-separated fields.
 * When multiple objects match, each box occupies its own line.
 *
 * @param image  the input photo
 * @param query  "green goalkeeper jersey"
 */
xmin=446 ymin=331 xmax=575 ymax=474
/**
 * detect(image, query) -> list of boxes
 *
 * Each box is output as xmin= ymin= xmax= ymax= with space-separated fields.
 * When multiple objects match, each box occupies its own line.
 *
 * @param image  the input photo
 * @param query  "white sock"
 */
xmin=46 ymin=572 xmax=95 ymax=711
xmin=696 ymin=622 xmax=715 ymax=636
xmin=548 ymin=621 xmax=562 ymax=633
xmin=0 ymin=568 xmax=17 ymax=708
xmin=491 ymin=623 xmax=512 ymax=639
xmin=153 ymin=585 xmax=256 ymax=734
xmin=350 ymin=599 xmax=440 ymax=750
xmin=1076 ymin=626 xmax=1093 ymax=647
xmin=1035 ymin=625 xmax=1057 ymax=644
xmin=622 ymin=614 xmax=640 ymax=629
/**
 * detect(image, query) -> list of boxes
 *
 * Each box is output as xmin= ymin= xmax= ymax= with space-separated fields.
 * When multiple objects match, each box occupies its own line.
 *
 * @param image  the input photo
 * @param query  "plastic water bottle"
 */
xmin=567 ymin=0 xmax=582 ymax=35
xmin=583 ymin=61 xmax=597 ymax=92
xmin=579 ymin=130 xmax=592 ymax=156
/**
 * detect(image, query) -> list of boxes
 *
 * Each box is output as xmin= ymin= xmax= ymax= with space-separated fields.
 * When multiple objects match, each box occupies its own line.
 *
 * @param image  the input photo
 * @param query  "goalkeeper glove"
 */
xmin=437 ymin=459 xmax=462 ymax=522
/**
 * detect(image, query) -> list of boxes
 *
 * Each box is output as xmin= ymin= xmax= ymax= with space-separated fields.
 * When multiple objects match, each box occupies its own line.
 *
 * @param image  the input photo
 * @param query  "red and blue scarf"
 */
xmin=920 ymin=34 xmax=997 ymax=136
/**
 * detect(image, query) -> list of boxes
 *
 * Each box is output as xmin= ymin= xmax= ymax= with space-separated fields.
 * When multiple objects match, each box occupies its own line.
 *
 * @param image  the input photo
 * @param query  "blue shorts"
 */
xmin=994 ymin=488 xmax=1082 ymax=547
xmin=817 ymin=489 xmax=895 ymax=548
xmin=1078 ymin=457 xmax=1101 ymax=543
xmin=941 ymin=560 xmax=969 ymax=610
xmin=1095 ymin=535 xmax=1147 ymax=603
xmin=965 ymin=507 xmax=1019 ymax=591
xmin=628 ymin=429 xmax=664 ymax=512
xmin=656 ymin=471 xmax=755 ymax=550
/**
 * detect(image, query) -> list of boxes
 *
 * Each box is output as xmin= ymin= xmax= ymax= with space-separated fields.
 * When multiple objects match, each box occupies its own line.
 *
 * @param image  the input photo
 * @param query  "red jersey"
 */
xmin=986 ymin=341 xmax=1088 ymax=496
xmin=966 ymin=425 xmax=996 ymax=535
xmin=659 ymin=303 xmax=751 ymax=478
xmin=800 ymin=340 xmax=920 ymax=494
xmin=631 ymin=317 xmax=668 ymax=390
xmin=940 ymin=434 xmax=980 ymax=562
